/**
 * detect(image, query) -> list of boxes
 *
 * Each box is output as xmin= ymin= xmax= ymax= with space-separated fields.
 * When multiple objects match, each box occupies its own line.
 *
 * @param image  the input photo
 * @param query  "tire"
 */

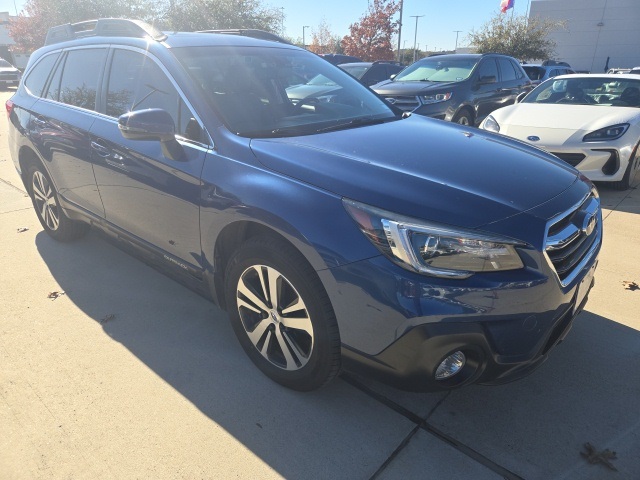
xmin=27 ymin=163 xmax=89 ymax=241
xmin=611 ymin=148 xmax=640 ymax=191
xmin=224 ymin=236 xmax=341 ymax=391
xmin=453 ymin=109 xmax=473 ymax=126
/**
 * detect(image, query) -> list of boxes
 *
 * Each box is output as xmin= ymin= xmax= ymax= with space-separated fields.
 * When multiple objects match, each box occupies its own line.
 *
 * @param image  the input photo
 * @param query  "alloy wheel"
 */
xmin=32 ymin=171 xmax=60 ymax=231
xmin=235 ymin=264 xmax=314 ymax=371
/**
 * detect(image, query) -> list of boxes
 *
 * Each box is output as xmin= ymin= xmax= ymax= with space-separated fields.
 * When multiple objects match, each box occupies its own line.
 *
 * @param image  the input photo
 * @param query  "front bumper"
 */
xmin=341 ymin=270 xmax=595 ymax=392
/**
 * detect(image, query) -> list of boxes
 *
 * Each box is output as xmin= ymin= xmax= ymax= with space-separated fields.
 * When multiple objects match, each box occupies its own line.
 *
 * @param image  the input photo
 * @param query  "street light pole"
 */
xmin=454 ymin=30 xmax=462 ymax=51
xmin=396 ymin=0 xmax=404 ymax=62
xmin=303 ymin=25 xmax=310 ymax=49
xmin=410 ymin=15 xmax=424 ymax=64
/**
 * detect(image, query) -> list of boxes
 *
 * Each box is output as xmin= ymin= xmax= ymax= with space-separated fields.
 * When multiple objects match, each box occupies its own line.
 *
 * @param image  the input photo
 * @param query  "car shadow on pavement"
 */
xmin=34 ymin=230 xmax=423 ymax=479
xmin=35 ymin=230 xmax=640 ymax=479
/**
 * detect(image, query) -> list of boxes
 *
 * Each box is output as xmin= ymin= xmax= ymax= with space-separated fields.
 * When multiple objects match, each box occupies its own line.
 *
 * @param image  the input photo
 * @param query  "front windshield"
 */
xmin=394 ymin=57 xmax=476 ymax=83
xmin=523 ymin=77 xmax=640 ymax=107
xmin=0 ymin=59 xmax=12 ymax=68
xmin=173 ymin=46 xmax=396 ymax=137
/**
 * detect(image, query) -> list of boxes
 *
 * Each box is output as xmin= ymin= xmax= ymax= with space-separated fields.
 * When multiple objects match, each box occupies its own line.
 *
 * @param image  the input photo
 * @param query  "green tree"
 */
xmin=341 ymin=0 xmax=400 ymax=61
xmin=467 ymin=13 xmax=565 ymax=62
xmin=165 ymin=0 xmax=280 ymax=33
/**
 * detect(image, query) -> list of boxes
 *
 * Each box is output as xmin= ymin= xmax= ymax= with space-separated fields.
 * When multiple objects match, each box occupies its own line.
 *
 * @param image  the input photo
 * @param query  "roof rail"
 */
xmin=44 ymin=18 xmax=167 ymax=46
xmin=198 ymin=29 xmax=292 ymax=45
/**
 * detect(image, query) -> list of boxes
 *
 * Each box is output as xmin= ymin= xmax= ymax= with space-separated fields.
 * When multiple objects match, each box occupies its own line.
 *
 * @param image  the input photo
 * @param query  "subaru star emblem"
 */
xmin=527 ymin=136 xmax=540 ymax=142
xmin=583 ymin=213 xmax=597 ymax=236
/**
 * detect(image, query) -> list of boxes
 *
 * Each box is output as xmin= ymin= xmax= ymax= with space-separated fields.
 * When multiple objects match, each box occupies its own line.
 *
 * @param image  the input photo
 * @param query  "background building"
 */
xmin=0 ymin=12 xmax=29 ymax=69
xmin=530 ymin=0 xmax=640 ymax=72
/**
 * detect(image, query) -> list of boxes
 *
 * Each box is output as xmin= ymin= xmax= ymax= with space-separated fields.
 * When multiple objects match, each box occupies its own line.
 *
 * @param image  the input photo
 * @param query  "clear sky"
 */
xmin=0 ymin=0 xmax=534 ymax=52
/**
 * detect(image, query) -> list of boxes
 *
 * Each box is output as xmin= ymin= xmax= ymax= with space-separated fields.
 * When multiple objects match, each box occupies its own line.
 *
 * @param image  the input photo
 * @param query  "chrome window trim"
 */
xmin=25 ymin=43 xmax=213 ymax=150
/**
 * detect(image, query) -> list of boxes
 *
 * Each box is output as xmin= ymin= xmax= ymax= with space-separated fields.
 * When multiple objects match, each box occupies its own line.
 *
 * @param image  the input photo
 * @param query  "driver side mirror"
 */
xmin=390 ymin=74 xmax=397 ymax=80
xmin=118 ymin=109 xmax=185 ymax=161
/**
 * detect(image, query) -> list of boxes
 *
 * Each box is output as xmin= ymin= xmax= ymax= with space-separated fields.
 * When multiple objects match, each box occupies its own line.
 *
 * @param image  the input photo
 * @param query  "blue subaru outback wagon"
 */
xmin=7 ymin=19 xmax=602 ymax=391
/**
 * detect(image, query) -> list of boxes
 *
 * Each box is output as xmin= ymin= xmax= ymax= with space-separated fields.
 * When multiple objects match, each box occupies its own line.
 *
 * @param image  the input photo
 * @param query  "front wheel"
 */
xmin=27 ymin=163 xmax=89 ymax=241
xmin=225 ymin=236 xmax=341 ymax=391
xmin=611 ymin=145 xmax=640 ymax=191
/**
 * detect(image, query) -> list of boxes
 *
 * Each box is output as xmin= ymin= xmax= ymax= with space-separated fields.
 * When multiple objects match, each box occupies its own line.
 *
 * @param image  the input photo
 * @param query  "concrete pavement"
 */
xmin=1 ymin=89 xmax=639 ymax=479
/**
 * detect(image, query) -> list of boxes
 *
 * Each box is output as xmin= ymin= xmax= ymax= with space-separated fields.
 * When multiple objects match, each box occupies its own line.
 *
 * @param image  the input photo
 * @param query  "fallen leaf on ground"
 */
xmin=47 ymin=291 xmax=65 ymax=300
xmin=100 ymin=314 xmax=116 ymax=324
xmin=580 ymin=442 xmax=617 ymax=471
xmin=17 ymin=227 xmax=29 ymax=233
xmin=623 ymin=281 xmax=639 ymax=291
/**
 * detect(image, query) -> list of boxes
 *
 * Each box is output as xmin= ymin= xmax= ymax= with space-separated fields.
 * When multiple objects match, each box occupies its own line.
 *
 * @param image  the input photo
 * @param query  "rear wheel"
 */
xmin=453 ymin=109 xmax=473 ymax=126
xmin=27 ymin=163 xmax=89 ymax=241
xmin=225 ymin=236 xmax=341 ymax=391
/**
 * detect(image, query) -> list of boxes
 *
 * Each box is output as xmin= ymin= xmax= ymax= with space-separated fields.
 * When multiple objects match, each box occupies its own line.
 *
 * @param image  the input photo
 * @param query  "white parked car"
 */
xmin=480 ymin=74 xmax=640 ymax=190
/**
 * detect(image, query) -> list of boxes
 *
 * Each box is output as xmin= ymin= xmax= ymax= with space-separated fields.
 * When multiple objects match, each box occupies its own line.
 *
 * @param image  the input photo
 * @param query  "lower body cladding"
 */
xmin=319 ymin=251 xmax=599 ymax=392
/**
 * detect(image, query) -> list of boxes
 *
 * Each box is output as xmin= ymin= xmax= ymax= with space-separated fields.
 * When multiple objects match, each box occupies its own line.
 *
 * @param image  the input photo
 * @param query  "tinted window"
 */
xmin=57 ymin=49 xmax=107 ymax=110
xmin=367 ymin=65 xmax=390 ymax=84
xmin=509 ymin=60 xmax=525 ymax=79
xmin=106 ymin=49 xmax=199 ymax=140
xmin=25 ymin=53 xmax=59 ymax=97
xmin=477 ymin=58 xmax=498 ymax=81
xmin=497 ymin=58 xmax=517 ymax=81
xmin=45 ymin=55 xmax=64 ymax=101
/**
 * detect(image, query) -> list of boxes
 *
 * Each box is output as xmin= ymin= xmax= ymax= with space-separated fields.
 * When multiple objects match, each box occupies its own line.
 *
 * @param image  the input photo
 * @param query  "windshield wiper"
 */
xmin=316 ymin=116 xmax=398 ymax=133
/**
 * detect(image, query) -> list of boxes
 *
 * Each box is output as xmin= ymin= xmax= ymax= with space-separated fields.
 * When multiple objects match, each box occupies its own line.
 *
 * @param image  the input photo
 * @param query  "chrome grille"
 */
xmin=383 ymin=95 xmax=420 ymax=112
xmin=545 ymin=193 xmax=601 ymax=285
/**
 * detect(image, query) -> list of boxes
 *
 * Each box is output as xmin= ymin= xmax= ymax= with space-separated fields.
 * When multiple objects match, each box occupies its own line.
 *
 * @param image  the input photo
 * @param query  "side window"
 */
xmin=477 ymin=58 xmax=499 ymax=81
xmin=497 ymin=58 xmax=517 ymax=82
xmin=549 ymin=69 xmax=559 ymax=78
xmin=366 ymin=66 xmax=388 ymax=85
xmin=24 ymin=53 xmax=60 ymax=97
xmin=106 ymin=49 xmax=202 ymax=141
xmin=510 ymin=60 xmax=525 ymax=79
xmin=57 ymin=48 xmax=107 ymax=110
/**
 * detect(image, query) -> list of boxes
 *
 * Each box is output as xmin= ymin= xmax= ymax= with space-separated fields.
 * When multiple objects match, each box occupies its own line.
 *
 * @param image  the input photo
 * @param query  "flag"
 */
xmin=500 ymin=0 xmax=515 ymax=13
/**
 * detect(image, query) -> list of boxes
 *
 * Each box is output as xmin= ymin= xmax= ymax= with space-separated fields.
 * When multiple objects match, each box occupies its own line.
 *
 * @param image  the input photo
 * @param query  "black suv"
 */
xmin=372 ymin=53 xmax=532 ymax=126
xmin=339 ymin=61 xmax=405 ymax=87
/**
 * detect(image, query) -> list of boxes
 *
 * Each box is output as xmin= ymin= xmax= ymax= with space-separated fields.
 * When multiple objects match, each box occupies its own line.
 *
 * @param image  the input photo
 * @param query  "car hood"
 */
xmin=372 ymin=79 xmax=458 ymax=95
xmin=491 ymin=103 xmax=640 ymax=144
xmin=0 ymin=67 xmax=19 ymax=73
xmin=249 ymin=115 xmax=579 ymax=229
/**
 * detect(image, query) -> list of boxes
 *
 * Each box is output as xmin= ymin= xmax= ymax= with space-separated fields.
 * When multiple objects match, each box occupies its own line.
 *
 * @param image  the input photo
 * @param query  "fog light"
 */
xmin=435 ymin=351 xmax=466 ymax=380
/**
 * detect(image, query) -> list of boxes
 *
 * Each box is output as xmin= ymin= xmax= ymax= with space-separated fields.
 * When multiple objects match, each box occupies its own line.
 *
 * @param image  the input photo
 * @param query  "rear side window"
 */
xmin=56 ymin=48 xmax=107 ymax=110
xmin=509 ymin=60 xmax=525 ymax=79
xmin=497 ymin=58 xmax=517 ymax=81
xmin=477 ymin=58 xmax=498 ymax=81
xmin=24 ymin=53 xmax=59 ymax=97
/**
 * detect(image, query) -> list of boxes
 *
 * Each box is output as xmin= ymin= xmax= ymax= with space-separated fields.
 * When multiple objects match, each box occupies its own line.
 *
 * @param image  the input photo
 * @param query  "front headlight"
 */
xmin=481 ymin=115 xmax=500 ymax=133
xmin=344 ymin=199 xmax=525 ymax=279
xmin=421 ymin=92 xmax=452 ymax=104
xmin=583 ymin=123 xmax=629 ymax=142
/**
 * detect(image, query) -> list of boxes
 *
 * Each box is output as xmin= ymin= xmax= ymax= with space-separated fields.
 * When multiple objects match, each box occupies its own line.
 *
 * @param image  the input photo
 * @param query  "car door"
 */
xmin=90 ymin=47 xmax=208 ymax=269
xmin=30 ymin=47 xmax=107 ymax=217
xmin=495 ymin=57 xmax=521 ymax=108
xmin=473 ymin=57 xmax=502 ymax=122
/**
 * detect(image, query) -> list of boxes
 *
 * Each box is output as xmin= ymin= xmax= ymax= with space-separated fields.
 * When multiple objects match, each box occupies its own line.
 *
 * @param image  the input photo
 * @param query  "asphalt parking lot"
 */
xmin=1 ymin=88 xmax=639 ymax=479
